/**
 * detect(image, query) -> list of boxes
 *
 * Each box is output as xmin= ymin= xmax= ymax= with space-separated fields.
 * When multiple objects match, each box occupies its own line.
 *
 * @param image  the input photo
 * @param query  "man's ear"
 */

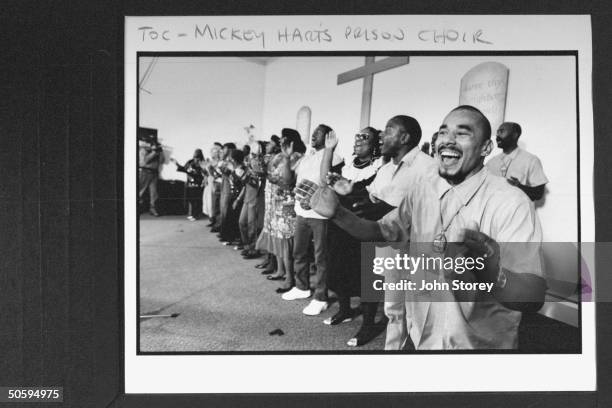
xmin=482 ymin=139 xmax=493 ymax=157
xmin=400 ymin=132 xmax=412 ymax=145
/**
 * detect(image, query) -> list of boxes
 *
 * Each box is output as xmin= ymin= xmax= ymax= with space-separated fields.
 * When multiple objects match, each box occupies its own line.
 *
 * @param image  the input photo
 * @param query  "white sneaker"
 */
xmin=187 ymin=216 xmax=195 ymax=221
xmin=302 ymin=299 xmax=328 ymax=316
xmin=281 ymin=287 xmax=311 ymax=301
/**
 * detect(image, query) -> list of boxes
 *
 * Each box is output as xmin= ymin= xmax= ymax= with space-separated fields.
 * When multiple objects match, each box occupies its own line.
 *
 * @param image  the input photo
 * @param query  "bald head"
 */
xmin=496 ymin=121 xmax=522 ymax=152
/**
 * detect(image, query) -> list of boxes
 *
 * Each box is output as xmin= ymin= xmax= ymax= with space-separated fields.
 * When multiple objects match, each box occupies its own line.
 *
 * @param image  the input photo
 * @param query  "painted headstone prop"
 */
xmin=296 ymin=106 xmax=312 ymax=146
xmin=459 ymin=62 xmax=509 ymax=133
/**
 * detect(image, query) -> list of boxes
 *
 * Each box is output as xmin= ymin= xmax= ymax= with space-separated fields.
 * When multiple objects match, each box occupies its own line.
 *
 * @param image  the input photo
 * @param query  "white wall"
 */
xmin=139 ymin=55 xmax=578 ymax=244
xmin=139 ymin=57 xmax=266 ymax=179
xmin=261 ymin=57 xmax=364 ymax=160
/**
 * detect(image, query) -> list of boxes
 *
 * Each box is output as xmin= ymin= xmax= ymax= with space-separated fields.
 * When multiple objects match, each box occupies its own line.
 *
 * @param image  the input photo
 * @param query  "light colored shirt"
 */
xmin=294 ymin=148 xmax=343 ymax=219
xmin=342 ymin=157 xmax=383 ymax=183
xmin=486 ymin=147 xmax=548 ymax=186
xmin=367 ymin=147 xmax=437 ymax=207
xmin=378 ymin=167 xmax=543 ymax=349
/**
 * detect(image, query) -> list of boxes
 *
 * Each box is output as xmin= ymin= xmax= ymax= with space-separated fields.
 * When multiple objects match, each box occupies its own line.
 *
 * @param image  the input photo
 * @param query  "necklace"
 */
xmin=432 ymin=178 xmax=485 ymax=253
xmin=432 ymin=204 xmax=465 ymax=253
xmin=500 ymin=149 xmax=518 ymax=177
xmin=353 ymin=157 xmax=373 ymax=169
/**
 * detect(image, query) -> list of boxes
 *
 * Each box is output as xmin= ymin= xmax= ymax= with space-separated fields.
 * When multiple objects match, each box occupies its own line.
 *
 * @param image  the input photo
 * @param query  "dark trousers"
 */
xmin=221 ymin=201 xmax=241 ymax=242
xmin=138 ymin=169 xmax=158 ymax=210
xmin=239 ymin=200 xmax=259 ymax=250
xmin=210 ymin=182 xmax=221 ymax=223
xmin=185 ymin=186 xmax=203 ymax=218
xmin=293 ymin=216 xmax=329 ymax=301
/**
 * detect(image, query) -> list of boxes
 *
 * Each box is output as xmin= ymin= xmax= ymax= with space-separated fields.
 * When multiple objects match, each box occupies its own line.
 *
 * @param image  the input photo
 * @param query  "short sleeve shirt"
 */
xmin=367 ymin=148 xmax=437 ymax=207
xmin=486 ymin=147 xmax=548 ymax=187
xmin=377 ymin=167 xmax=544 ymax=349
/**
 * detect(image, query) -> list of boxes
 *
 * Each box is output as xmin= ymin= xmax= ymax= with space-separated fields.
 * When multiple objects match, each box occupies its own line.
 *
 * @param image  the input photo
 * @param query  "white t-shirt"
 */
xmin=294 ymin=148 xmax=343 ymax=219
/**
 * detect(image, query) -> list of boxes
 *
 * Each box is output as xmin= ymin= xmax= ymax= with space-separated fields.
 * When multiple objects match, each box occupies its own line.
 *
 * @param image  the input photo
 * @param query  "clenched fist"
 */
xmin=310 ymin=186 xmax=340 ymax=218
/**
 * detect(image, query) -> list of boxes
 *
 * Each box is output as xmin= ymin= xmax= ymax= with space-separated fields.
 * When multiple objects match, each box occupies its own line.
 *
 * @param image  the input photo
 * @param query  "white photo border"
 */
xmin=125 ymin=15 xmax=595 ymax=393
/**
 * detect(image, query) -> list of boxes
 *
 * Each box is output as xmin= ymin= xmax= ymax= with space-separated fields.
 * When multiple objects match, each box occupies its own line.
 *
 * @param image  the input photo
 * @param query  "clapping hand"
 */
xmin=326 ymin=172 xmax=353 ymax=196
xmin=506 ymin=176 xmax=520 ymax=187
xmin=457 ymin=221 xmax=501 ymax=283
xmin=282 ymin=141 xmax=294 ymax=156
xmin=294 ymin=179 xmax=319 ymax=210
xmin=310 ymin=186 xmax=340 ymax=218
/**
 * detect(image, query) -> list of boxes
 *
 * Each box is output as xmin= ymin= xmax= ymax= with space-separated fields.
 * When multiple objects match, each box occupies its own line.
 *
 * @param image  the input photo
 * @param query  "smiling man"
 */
xmin=310 ymin=105 xmax=547 ymax=350
xmin=485 ymin=122 xmax=548 ymax=201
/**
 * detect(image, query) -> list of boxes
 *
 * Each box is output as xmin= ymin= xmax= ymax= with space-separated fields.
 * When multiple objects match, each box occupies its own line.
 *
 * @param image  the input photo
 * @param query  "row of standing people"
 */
xmin=170 ymin=108 xmax=548 ymax=350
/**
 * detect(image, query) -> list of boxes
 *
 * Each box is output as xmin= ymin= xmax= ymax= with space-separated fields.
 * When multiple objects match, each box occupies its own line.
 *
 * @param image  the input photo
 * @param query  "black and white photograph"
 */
xmin=137 ymin=53 xmax=582 ymax=354
xmin=125 ymin=15 xmax=596 ymax=394
xmin=6 ymin=4 xmax=612 ymax=406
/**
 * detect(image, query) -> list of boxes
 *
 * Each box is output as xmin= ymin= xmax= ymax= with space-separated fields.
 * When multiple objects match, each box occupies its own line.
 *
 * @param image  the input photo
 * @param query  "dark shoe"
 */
xmin=211 ymin=227 xmax=220 ymax=233
xmin=267 ymin=275 xmax=284 ymax=281
xmin=323 ymin=309 xmax=357 ymax=326
xmin=261 ymin=269 xmax=275 ymax=275
xmin=276 ymin=287 xmax=292 ymax=294
xmin=255 ymin=261 xmax=270 ymax=269
xmin=240 ymin=249 xmax=250 ymax=256
xmin=234 ymin=245 xmax=244 ymax=250
xmin=347 ymin=323 xmax=386 ymax=347
xmin=242 ymin=250 xmax=262 ymax=259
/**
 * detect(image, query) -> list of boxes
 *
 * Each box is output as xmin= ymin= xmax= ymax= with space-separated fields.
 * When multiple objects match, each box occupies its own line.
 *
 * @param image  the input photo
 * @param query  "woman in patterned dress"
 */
xmin=255 ymin=129 xmax=306 ymax=292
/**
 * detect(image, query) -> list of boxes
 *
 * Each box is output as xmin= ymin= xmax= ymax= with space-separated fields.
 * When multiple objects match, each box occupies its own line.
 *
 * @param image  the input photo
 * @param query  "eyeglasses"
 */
xmin=355 ymin=133 xmax=371 ymax=141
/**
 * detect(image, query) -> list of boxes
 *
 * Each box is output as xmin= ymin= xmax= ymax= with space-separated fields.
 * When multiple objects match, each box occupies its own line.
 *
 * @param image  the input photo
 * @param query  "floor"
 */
xmin=138 ymin=214 xmax=386 ymax=352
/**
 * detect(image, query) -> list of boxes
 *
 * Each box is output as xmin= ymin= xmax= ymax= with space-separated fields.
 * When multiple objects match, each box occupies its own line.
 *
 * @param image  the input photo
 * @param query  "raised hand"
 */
xmin=310 ymin=186 xmax=340 ymax=218
xmin=294 ymin=179 xmax=319 ymax=210
xmin=282 ymin=141 xmax=294 ymax=156
xmin=324 ymin=130 xmax=338 ymax=150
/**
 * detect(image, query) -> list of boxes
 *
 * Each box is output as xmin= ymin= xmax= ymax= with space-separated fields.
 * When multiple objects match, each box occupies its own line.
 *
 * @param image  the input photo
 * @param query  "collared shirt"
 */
xmin=486 ymin=147 xmax=548 ymax=187
xmin=294 ymin=148 xmax=343 ymax=219
xmin=367 ymin=147 xmax=437 ymax=207
xmin=378 ymin=167 xmax=543 ymax=349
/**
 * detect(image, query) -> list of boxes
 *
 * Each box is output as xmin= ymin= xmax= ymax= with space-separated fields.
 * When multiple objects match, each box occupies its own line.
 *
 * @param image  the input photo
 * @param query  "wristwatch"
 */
xmin=496 ymin=267 xmax=508 ymax=289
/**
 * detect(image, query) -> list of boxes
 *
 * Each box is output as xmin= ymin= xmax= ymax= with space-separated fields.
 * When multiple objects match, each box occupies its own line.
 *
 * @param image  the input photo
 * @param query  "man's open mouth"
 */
xmin=439 ymin=148 xmax=461 ymax=166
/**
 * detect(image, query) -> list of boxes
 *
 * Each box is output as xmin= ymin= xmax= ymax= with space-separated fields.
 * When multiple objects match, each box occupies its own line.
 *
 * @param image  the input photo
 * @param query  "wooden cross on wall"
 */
xmin=337 ymin=56 xmax=410 ymax=129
